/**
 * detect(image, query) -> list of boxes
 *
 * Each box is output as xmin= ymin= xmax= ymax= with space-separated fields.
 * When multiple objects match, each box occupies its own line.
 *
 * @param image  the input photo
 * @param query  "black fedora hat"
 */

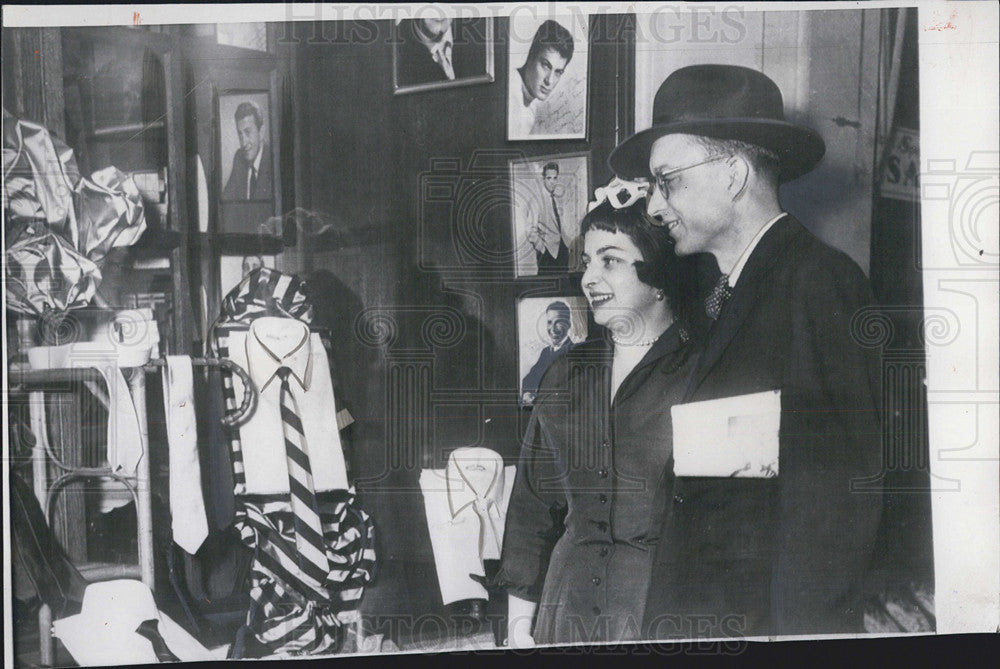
xmin=608 ymin=64 xmax=825 ymax=183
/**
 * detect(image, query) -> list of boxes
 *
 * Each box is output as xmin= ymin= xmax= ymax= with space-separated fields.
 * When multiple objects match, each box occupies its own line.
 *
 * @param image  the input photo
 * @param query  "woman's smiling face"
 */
xmin=581 ymin=228 xmax=661 ymax=335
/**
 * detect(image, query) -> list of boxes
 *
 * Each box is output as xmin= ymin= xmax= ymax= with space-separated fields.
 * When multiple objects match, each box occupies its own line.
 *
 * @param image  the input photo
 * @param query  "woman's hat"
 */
xmin=608 ymin=64 xmax=825 ymax=183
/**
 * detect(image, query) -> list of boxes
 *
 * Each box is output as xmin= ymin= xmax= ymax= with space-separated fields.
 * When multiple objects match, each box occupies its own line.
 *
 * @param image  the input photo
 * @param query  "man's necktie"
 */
xmin=435 ymin=40 xmax=455 ymax=80
xmin=277 ymin=367 xmax=330 ymax=585
xmin=705 ymin=274 xmax=733 ymax=320
xmin=248 ymin=166 xmax=258 ymax=199
xmin=550 ymin=193 xmax=562 ymax=230
xmin=135 ymin=619 xmax=180 ymax=662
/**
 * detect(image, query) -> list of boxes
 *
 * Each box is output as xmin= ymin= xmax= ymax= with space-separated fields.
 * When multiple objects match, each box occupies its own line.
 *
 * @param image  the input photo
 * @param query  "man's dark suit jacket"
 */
xmin=223 ymin=143 xmax=272 ymax=201
xmin=643 ymin=215 xmax=884 ymax=639
xmin=521 ymin=338 xmax=573 ymax=400
xmin=395 ymin=18 xmax=488 ymax=87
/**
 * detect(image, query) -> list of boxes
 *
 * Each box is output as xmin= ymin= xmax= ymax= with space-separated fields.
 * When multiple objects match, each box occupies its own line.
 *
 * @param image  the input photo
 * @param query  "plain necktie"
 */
xmin=162 ymin=356 xmax=209 ymax=554
xmin=135 ymin=619 xmax=181 ymax=662
xmin=705 ymin=274 xmax=733 ymax=320
xmin=276 ymin=366 xmax=330 ymax=585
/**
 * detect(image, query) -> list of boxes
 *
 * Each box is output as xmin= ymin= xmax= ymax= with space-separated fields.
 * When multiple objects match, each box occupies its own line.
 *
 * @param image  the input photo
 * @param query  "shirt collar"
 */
xmin=446 ymin=448 xmax=505 ymax=518
xmin=727 ymin=212 xmax=785 ymax=288
xmin=246 ymin=317 xmax=312 ymax=393
xmin=549 ymin=337 xmax=570 ymax=353
xmin=251 ymin=142 xmax=264 ymax=174
xmin=415 ymin=23 xmax=453 ymax=59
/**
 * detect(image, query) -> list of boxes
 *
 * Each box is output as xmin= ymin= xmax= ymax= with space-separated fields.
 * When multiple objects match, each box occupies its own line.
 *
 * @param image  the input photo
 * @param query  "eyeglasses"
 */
xmin=651 ymin=154 xmax=727 ymax=201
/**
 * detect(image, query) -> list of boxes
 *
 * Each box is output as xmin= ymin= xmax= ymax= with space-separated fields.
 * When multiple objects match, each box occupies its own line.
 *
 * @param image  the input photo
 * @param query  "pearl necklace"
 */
xmin=611 ymin=333 xmax=660 ymax=347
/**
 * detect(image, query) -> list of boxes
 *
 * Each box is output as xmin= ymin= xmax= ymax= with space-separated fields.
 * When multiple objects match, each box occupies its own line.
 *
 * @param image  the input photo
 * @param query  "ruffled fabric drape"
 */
xmin=3 ymin=109 xmax=146 ymax=318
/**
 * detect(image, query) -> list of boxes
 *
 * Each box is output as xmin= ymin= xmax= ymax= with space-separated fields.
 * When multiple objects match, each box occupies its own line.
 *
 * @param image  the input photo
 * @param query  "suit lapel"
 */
xmin=684 ymin=216 xmax=802 ymax=400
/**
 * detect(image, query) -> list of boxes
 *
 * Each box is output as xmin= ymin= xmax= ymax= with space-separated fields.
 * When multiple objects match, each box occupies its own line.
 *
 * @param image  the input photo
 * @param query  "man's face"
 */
xmin=242 ymin=255 xmax=263 ymax=276
xmin=523 ymin=47 xmax=569 ymax=102
xmin=236 ymin=115 xmax=263 ymax=163
xmin=545 ymin=309 xmax=570 ymax=345
xmin=542 ymin=168 xmax=559 ymax=194
xmin=646 ymin=134 xmax=734 ymax=257
xmin=419 ymin=17 xmax=451 ymax=41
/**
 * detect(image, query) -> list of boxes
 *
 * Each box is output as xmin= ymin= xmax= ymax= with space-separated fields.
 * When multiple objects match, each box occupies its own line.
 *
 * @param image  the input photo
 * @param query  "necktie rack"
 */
xmin=9 ymin=354 xmax=256 ymax=665
xmin=12 ymin=356 xmax=259 ymax=429
xmin=144 ymin=357 xmax=258 ymax=428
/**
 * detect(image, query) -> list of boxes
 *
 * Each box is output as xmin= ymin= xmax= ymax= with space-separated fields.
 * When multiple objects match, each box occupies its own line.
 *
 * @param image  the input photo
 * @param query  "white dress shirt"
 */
xmin=726 ymin=213 xmax=786 ymax=288
xmin=52 ymin=580 xmax=226 ymax=665
xmin=227 ymin=318 xmax=348 ymax=495
xmin=420 ymin=448 xmax=515 ymax=604
xmin=508 ymin=67 xmax=539 ymax=137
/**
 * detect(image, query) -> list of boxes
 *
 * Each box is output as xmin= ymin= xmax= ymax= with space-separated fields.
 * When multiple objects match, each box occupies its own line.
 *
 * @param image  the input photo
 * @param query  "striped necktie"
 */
xmin=277 ymin=366 xmax=330 ymax=582
xmin=248 ymin=166 xmax=258 ymax=199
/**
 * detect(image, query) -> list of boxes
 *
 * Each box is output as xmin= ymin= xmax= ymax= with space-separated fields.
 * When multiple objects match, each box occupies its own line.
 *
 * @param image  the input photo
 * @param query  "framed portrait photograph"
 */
xmin=216 ymin=88 xmax=280 ymax=237
xmin=516 ymin=296 xmax=589 ymax=407
xmin=507 ymin=14 xmax=589 ymax=140
xmin=510 ymin=151 xmax=590 ymax=278
xmin=218 ymin=253 xmax=277 ymax=299
xmin=392 ymin=16 xmax=495 ymax=95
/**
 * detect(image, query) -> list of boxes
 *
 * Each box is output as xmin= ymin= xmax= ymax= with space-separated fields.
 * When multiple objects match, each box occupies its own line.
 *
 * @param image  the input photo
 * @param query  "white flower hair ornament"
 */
xmin=587 ymin=177 xmax=651 ymax=213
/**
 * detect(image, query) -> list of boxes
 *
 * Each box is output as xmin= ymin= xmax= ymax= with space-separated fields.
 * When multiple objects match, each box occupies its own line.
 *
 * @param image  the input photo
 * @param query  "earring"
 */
xmin=655 ymin=290 xmax=665 ymax=301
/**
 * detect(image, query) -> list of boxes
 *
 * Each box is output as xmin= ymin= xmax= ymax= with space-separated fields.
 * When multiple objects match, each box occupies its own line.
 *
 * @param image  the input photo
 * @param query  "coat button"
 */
xmin=592 ymin=577 xmax=601 ymax=586
xmin=598 ymin=468 xmax=609 ymax=478
xmin=599 ymin=547 xmax=609 ymax=557
xmin=601 ymin=440 xmax=611 ymax=449
xmin=596 ymin=521 xmax=608 ymax=532
xmin=673 ymin=494 xmax=684 ymax=504
xmin=592 ymin=606 xmax=602 ymax=616
xmin=598 ymin=494 xmax=608 ymax=504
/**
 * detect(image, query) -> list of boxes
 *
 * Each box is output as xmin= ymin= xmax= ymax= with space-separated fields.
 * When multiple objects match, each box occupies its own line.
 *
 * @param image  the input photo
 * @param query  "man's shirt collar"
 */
xmin=728 ymin=212 xmax=785 ymax=288
xmin=446 ymin=447 xmax=505 ymax=519
xmin=246 ymin=317 xmax=312 ymax=393
xmin=416 ymin=24 xmax=453 ymax=59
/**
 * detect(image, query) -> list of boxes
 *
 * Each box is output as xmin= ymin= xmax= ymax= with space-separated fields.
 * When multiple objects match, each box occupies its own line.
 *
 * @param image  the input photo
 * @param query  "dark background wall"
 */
xmin=286 ymin=15 xmax=634 ymax=620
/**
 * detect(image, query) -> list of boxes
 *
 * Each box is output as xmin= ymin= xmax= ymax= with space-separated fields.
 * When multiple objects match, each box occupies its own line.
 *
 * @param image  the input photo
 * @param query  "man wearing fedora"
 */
xmin=609 ymin=64 xmax=883 ymax=638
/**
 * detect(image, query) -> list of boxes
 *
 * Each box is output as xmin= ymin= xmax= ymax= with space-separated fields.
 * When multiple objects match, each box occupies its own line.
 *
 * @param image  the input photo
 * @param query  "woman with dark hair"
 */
xmin=497 ymin=191 xmax=699 ymax=646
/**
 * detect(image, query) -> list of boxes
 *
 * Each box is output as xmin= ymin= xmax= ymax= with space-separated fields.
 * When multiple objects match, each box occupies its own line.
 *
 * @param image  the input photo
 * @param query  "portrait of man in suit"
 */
xmin=511 ymin=153 xmax=588 ymax=277
xmin=221 ymin=99 xmax=272 ymax=201
xmin=393 ymin=17 xmax=493 ymax=93
xmin=520 ymin=300 xmax=574 ymax=406
xmin=516 ymin=296 xmax=587 ymax=408
xmin=527 ymin=162 xmax=570 ymax=273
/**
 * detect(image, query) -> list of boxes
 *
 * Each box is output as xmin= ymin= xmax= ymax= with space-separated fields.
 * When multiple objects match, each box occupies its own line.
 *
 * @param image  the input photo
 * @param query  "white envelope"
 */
xmin=671 ymin=390 xmax=781 ymax=478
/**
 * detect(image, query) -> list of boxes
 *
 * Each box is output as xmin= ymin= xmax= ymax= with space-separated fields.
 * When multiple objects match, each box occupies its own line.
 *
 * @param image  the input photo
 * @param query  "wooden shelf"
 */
xmin=131 ymin=227 xmax=184 ymax=258
xmin=197 ymin=232 xmax=284 ymax=256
